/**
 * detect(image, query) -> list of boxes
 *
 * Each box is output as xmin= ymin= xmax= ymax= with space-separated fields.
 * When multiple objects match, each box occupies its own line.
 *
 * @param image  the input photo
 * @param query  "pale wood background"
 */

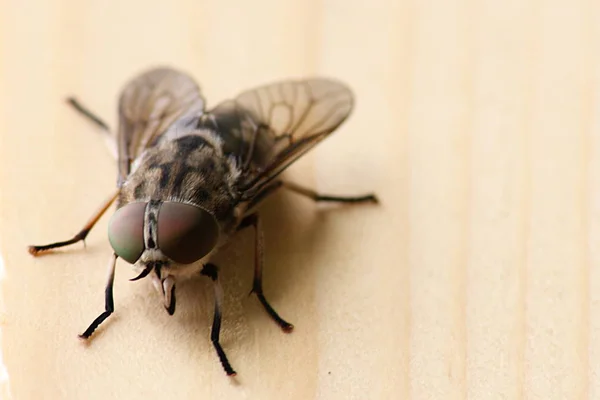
xmin=1 ymin=0 xmax=599 ymax=399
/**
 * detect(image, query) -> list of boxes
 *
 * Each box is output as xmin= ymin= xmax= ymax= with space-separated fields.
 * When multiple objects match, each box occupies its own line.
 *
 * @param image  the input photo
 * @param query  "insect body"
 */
xmin=29 ymin=67 xmax=378 ymax=375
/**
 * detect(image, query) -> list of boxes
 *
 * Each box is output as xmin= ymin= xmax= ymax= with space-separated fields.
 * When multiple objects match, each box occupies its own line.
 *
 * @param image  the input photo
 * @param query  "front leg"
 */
xmin=238 ymin=213 xmax=294 ymax=332
xmin=201 ymin=263 xmax=236 ymax=376
xmin=79 ymin=253 xmax=118 ymax=339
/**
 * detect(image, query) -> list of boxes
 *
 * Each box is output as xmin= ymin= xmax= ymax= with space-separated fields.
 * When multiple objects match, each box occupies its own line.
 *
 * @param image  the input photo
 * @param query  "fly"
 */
xmin=29 ymin=67 xmax=378 ymax=376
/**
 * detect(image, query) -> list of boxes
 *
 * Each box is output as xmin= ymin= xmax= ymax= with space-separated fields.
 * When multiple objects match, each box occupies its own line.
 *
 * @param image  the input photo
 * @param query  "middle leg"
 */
xmin=238 ymin=213 xmax=294 ymax=332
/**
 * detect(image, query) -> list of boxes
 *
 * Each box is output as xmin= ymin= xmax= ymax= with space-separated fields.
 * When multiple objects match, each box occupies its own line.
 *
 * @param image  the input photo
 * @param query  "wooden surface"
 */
xmin=1 ymin=0 xmax=599 ymax=399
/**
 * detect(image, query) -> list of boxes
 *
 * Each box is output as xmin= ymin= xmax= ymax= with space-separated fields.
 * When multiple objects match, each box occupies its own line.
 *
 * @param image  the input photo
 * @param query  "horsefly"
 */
xmin=29 ymin=67 xmax=378 ymax=375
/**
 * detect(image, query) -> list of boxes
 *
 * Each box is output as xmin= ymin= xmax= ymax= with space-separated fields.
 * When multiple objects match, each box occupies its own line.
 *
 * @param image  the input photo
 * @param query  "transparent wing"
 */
xmin=201 ymin=78 xmax=354 ymax=196
xmin=117 ymin=67 xmax=205 ymax=184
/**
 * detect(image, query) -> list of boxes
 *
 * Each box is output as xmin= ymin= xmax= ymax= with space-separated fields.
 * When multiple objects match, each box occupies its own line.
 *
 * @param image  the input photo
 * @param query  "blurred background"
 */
xmin=0 ymin=0 xmax=599 ymax=399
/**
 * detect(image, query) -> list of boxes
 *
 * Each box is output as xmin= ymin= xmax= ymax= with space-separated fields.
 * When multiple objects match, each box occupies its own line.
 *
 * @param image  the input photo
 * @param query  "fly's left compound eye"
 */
xmin=157 ymin=202 xmax=219 ymax=264
xmin=108 ymin=202 xmax=146 ymax=264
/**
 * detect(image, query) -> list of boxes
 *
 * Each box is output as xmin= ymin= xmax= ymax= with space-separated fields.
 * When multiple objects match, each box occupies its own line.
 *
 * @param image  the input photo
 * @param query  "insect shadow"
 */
xmin=154 ymin=186 xmax=357 ymax=337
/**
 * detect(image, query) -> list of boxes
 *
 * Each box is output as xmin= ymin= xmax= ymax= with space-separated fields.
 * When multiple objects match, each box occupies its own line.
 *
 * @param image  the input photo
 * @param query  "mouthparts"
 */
xmin=129 ymin=261 xmax=177 ymax=315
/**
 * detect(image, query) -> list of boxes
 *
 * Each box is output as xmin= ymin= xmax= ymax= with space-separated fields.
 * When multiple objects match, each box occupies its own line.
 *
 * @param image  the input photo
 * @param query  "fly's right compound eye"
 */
xmin=108 ymin=202 xmax=146 ymax=264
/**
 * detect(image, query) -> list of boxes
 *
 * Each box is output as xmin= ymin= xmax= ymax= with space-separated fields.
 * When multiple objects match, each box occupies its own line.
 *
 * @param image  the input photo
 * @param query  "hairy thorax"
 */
xmin=118 ymin=132 xmax=242 ymax=229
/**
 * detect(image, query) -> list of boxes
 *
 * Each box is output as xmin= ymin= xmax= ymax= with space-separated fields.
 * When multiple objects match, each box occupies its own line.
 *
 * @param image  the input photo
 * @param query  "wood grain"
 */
xmin=1 ymin=0 xmax=599 ymax=399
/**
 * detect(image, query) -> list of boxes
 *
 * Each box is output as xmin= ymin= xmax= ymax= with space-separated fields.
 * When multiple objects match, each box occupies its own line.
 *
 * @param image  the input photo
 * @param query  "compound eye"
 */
xmin=157 ymin=202 xmax=219 ymax=265
xmin=108 ymin=202 xmax=146 ymax=264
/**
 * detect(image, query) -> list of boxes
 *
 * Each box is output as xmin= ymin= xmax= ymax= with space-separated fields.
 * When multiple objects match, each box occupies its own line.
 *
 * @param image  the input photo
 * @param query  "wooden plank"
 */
xmin=1 ymin=0 xmax=598 ymax=398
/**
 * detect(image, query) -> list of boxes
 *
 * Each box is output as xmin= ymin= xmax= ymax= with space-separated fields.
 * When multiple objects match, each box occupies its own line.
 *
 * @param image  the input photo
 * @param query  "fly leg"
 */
xmin=238 ymin=213 xmax=294 ymax=332
xmin=237 ymin=181 xmax=376 ymax=331
xmin=67 ymin=97 xmax=117 ymax=158
xmin=29 ymin=99 xmax=118 ymax=257
xmin=243 ymin=180 xmax=378 ymax=212
xmin=282 ymin=181 xmax=378 ymax=204
xmin=201 ymin=263 xmax=236 ymax=376
xmin=79 ymin=253 xmax=118 ymax=339
xmin=28 ymin=190 xmax=119 ymax=255
xmin=67 ymin=98 xmax=111 ymax=132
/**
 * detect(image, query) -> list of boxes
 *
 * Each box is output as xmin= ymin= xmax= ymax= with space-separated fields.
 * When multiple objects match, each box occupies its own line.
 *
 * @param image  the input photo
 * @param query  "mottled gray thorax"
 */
xmin=118 ymin=132 xmax=240 ymax=226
